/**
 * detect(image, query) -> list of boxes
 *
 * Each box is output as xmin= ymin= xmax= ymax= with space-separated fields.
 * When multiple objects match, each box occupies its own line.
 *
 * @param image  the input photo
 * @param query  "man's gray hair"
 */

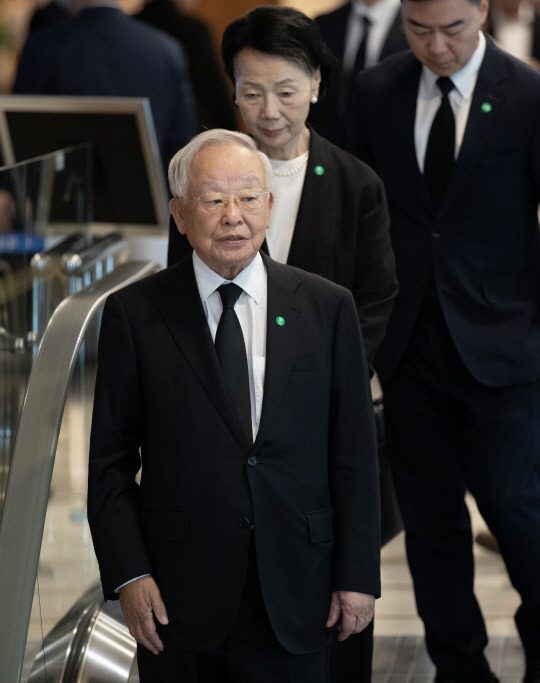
xmin=168 ymin=129 xmax=273 ymax=198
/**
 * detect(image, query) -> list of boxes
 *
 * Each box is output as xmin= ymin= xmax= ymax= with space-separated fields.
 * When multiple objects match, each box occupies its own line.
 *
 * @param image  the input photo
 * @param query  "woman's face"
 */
xmin=233 ymin=48 xmax=321 ymax=160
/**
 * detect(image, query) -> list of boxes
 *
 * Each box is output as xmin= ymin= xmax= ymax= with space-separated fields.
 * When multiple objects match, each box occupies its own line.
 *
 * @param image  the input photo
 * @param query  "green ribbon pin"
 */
xmin=481 ymin=102 xmax=492 ymax=113
xmin=314 ymin=165 xmax=325 ymax=175
xmin=276 ymin=316 xmax=285 ymax=326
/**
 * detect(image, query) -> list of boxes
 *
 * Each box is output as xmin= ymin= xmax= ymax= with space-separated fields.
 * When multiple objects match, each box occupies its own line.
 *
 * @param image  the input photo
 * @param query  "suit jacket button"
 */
xmin=247 ymin=456 xmax=257 ymax=466
xmin=238 ymin=516 xmax=251 ymax=528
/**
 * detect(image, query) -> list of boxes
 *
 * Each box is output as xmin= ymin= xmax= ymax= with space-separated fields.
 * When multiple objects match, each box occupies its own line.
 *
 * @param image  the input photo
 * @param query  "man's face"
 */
xmin=170 ymin=144 xmax=273 ymax=280
xmin=402 ymin=0 xmax=489 ymax=76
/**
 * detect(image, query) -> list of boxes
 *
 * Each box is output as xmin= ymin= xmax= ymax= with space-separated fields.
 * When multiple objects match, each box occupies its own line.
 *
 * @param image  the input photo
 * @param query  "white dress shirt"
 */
xmin=343 ymin=0 xmax=402 ymax=71
xmin=193 ymin=251 xmax=267 ymax=441
xmin=415 ymin=32 xmax=486 ymax=172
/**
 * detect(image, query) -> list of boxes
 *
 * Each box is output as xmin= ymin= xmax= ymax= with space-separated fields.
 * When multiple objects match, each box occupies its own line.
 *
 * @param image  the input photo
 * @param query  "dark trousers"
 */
xmin=382 ymin=298 xmax=540 ymax=680
xmin=137 ymin=541 xmax=330 ymax=683
xmin=330 ymin=617 xmax=374 ymax=682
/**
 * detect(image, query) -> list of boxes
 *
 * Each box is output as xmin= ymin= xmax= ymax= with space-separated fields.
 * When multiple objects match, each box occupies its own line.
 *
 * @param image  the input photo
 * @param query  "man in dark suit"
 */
xmin=87 ymin=129 xmax=381 ymax=682
xmin=346 ymin=0 xmax=540 ymax=681
xmin=12 ymin=0 xmax=195 ymax=173
xmin=309 ymin=0 xmax=409 ymax=147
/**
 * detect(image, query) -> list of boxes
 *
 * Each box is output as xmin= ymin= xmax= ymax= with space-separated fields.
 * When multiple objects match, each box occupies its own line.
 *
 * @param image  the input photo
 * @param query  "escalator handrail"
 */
xmin=0 ymin=259 xmax=160 ymax=683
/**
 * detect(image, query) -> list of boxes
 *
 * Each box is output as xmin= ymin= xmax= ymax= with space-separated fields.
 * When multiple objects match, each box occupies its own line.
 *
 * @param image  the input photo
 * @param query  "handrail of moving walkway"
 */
xmin=0 ymin=259 xmax=160 ymax=683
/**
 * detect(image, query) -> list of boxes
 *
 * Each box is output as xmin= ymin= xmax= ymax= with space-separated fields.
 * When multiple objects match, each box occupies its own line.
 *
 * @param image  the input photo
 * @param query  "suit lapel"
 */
xmin=154 ymin=259 xmax=251 ymax=452
xmin=393 ymin=57 xmax=434 ymax=214
xmin=439 ymin=39 xmax=509 ymax=213
xmin=253 ymin=255 xmax=305 ymax=451
xmin=287 ymin=129 xmax=336 ymax=274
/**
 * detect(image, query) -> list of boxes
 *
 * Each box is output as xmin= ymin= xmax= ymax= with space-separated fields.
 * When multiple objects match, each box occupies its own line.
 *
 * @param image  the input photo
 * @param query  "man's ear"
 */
xmin=169 ymin=197 xmax=186 ymax=234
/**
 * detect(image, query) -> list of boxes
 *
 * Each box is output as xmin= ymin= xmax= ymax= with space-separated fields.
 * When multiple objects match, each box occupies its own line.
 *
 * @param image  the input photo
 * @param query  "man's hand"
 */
xmin=326 ymin=591 xmax=375 ymax=641
xmin=119 ymin=576 xmax=169 ymax=654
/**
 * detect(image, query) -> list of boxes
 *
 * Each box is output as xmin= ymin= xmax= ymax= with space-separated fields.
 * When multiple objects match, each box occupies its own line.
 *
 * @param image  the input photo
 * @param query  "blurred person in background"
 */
xmin=135 ymin=0 xmax=237 ymax=133
xmin=485 ymin=0 xmax=540 ymax=67
xmin=309 ymin=0 xmax=408 ymax=147
xmin=12 ymin=0 xmax=195 ymax=173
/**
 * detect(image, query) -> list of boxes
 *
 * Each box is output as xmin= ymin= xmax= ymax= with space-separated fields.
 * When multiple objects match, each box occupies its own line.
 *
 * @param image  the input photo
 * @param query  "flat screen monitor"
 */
xmin=0 ymin=95 xmax=169 ymax=229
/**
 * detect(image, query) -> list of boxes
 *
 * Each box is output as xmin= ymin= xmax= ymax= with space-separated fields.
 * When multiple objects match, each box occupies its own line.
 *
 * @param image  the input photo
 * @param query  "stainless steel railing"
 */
xmin=0 ymin=260 xmax=160 ymax=683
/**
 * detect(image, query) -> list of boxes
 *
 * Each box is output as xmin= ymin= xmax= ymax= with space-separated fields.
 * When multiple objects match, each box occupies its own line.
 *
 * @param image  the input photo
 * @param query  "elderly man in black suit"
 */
xmin=87 ymin=129 xmax=381 ymax=683
xmin=346 ymin=0 xmax=540 ymax=681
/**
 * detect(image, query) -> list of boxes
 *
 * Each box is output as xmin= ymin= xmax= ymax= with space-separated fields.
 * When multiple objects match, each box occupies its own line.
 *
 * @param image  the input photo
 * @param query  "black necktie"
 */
xmin=215 ymin=283 xmax=252 ymax=448
xmin=424 ymin=76 xmax=455 ymax=208
xmin=352 ymin=16 xmax=372 ymax=74
xmin=339 ymin=16 xmax=371 ymax=118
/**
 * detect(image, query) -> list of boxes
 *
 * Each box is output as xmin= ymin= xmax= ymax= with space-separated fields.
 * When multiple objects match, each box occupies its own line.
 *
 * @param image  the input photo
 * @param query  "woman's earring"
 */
xmin=311 ymin=94 xmax=319 ymax=104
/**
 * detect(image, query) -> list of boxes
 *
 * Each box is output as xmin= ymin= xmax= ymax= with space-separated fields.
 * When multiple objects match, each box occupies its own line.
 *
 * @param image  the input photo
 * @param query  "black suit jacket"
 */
xmin=309 ymin=1 xmax=408 ymax=147
xmin=346 ymin=38 xmax=540 ymax=387
xmin=88 ymin=253 xmax=381 ymax=654
xmin=13 ymin=6 xmax=195 ymax=170
xmin=167 ymin=128 xmax=398 ymax=365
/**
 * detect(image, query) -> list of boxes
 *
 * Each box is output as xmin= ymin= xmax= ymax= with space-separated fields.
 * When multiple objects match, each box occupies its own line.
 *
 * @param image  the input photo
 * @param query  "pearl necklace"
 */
xmin=271 ymin=153 xmax=309 ymax=177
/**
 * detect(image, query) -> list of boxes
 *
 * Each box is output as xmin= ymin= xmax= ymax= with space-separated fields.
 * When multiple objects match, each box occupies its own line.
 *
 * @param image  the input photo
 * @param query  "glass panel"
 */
xmin=0 ymin=145 xmax=130 ymax=520
xmin=0 ymin=144 xmax=91 ymax=516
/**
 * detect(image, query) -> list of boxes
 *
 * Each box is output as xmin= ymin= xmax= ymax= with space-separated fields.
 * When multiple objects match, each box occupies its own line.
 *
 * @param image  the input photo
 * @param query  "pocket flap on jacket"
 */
xmin=307 ymin=509 xmax=334 ymax=543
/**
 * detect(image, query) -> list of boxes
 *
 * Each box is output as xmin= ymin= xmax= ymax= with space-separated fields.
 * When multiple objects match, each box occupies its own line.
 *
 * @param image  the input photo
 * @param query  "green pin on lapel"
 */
xmin=314 ymin=165 xmax=325 ymax=175
xmin=276 ymin=316 xmax=285 ymax=326
xmin=481 ymin=102 xmax=492 ymax=113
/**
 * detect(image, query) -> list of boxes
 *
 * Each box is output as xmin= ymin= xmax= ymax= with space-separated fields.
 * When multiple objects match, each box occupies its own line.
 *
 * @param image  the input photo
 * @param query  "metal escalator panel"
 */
xmin=0 ymin=260 xmax=160 ymax=683
xmin=29 ymin=582 xmax=136 ymax=683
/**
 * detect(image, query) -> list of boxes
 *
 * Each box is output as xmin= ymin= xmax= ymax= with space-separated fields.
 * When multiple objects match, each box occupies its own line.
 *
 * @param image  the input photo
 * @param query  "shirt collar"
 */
xmin=422 ymin=31 xmax=486 ymax=100
xmin=352 ymin=0 xmax=401 ymax=24
xmin=193 ymin=251 xmax=266 ymax=306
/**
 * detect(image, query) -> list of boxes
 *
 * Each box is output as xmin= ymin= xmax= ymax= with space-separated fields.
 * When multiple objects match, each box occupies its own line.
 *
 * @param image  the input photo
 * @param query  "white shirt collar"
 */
xmin=422 ymin=31 xmax=486 ymax=100
xmin=352 ymin=0 xmax=401 ymax=25
xmin=192 ymin=251 xmax=266 ymax=306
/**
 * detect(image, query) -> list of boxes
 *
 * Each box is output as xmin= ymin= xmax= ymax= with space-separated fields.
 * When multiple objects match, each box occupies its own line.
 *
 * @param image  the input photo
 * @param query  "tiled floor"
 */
xmin=372 ymin=634 xmax=524 ymax=682
xmin=20 ymin=386 xmax=525 ymax=681
xmin=372 ymin=498 xmax=523 ymax=681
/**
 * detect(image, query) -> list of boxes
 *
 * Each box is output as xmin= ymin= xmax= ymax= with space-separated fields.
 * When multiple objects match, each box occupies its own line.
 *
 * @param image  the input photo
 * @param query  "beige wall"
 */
xmin=278 ymin=0 xmax=344 ymax=18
